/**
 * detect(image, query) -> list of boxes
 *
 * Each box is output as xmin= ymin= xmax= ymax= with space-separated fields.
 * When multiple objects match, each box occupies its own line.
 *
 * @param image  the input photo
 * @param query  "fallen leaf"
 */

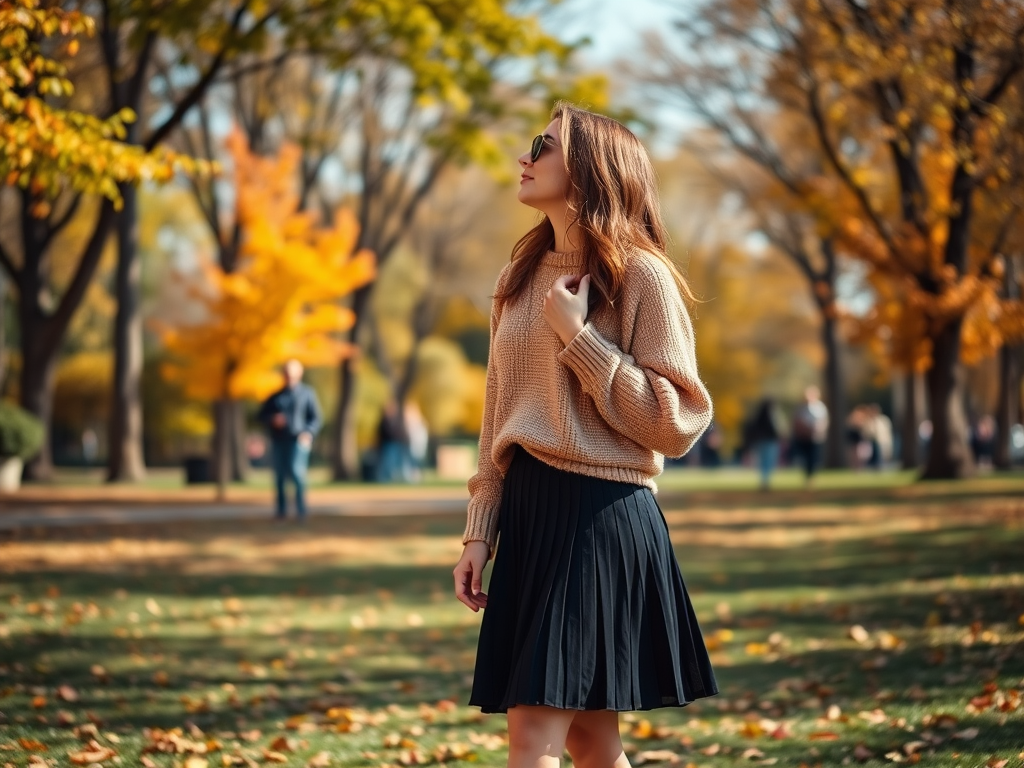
xmin=18 ymin=738 xmax=47 ymax=752
xmin=826 ymin=704 xmax=842 ymax=721
xmin=808 ymin=731 xmax=840 ymax=741
xmin=985 ymin=759 xmax=1008 ymax=768
xmin=849 ymin=625 xmax=870 ymax=643
xmin=145 ymin=598 xmax=162 ymax=616
xmin=853 ymin=744 xmax=874 ymax=761
xmin=57 ymin=685 xmax=78 ymax=702
xmin=261 ymin=749 xmax=288 ymax=763
xmin=184 ymin=758 xmax=208 ymax=768
xmin=903 ymin=741 xmax=929 ymax=755
xmin=635 ymin=749 xmax=680 ymax=765
xmin=952 ymin=728 xmax=979 ymax=740
xmin=700 ymin=743 xmax=721 ymax=755
xmin=741 ymin=747 xmax=765 ymax=759
xmin=306 ymin=752 xmax=332 ymax=767
xmin=68 ymin=746 xmax=117 ymax=764
xmin=269 ymin=736 xmax=292 ymax=752
xmin=858 ymin=709 xmax=887 ymax=725
xmin=632 ymin=720 xmax=654 ymax=739
xmin=739 ymin=721 xmax=766 ymax=738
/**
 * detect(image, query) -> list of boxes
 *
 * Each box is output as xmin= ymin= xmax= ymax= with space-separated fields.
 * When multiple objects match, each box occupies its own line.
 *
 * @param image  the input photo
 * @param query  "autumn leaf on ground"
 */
xmin=808 ymin=731 xmax=840 ymax=741
xmin=306 ymin=752 xmax=332 ymax=767
xmin=433 ymin=743 xmax=475 ymax=761
xmin=635 ymin=749 xmax=681 ymax=765
xmin=853 ymin=744 xmax=874 ymax=761
xmin=68 ymin=744 xmax=117 ymax=764
xmin=858 ymin=709 xmax=887 ymax=725
xmin=848 ymin=625 xmax=870 ymax=644
xmin=261 ymin=748 xmax=288 ymax=763
xmin=952 ymin=727 xmax=979 ymax=740
xmin=56 ymin=685 xmax=78 ymax=702
xmin=268 ymin=736 xmax=293 ymax=752
xmin=18 ymin=738 xmax=47 ymax=752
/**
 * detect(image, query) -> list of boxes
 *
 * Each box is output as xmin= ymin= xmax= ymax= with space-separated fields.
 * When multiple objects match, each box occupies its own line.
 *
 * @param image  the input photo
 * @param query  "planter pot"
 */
xmin=0 ymin=456 xmax=23 ymax=492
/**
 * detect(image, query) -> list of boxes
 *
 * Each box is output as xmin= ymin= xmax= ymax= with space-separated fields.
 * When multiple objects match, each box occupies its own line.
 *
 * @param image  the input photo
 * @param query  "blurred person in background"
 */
xmin=258 ymin=360 xmax=322 ymax=521
xmin=865 ymin=404 xmax=893 ymax=470
xmin=375 ymin=398 xmax=408 ymax=482
xmin=791 ymin=386 xmax=829 ymax=486
xmin=403 ymin=401 xmax=429 ymax=482
xmin=452 ymin=103 xmax=718 ymax=768
xmin=744 ymin=397 xmax=787 ymax=490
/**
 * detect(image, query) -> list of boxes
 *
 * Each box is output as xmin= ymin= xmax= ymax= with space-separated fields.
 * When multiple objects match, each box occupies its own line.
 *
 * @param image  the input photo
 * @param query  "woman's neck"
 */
xmin=547 ymin=205 xmax=581 ymax=254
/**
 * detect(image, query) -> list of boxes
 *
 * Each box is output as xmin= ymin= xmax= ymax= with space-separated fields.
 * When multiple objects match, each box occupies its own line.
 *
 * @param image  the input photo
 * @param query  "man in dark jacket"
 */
xmin=258 ymin=360 xmax=322 ymax=521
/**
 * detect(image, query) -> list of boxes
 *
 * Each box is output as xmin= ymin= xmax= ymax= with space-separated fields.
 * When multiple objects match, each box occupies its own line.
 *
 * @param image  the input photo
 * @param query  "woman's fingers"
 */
xmin=454 ymin=559 xmax=488 ymax=611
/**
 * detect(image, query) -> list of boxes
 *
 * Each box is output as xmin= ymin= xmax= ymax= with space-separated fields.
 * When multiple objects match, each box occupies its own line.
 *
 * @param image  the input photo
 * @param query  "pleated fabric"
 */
xmin=469 ymin=445 xmax=718 ymax=713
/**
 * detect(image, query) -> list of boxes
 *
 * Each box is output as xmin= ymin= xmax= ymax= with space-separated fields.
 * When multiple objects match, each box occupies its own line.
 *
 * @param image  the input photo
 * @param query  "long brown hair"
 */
xmin=495 ymin=101 xmax=695 ymax=311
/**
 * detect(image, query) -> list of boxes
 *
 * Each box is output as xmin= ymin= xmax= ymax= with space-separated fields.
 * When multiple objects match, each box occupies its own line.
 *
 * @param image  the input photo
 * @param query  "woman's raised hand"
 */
xmin=454 ymin=541 xmax=491 ymax=612
xmin=544 ymin=273 xmax=590 ymax=346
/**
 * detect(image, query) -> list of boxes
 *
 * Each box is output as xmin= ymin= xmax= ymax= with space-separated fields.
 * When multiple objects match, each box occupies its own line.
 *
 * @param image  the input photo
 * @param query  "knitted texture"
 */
xmin=463 ymin=249 xmax=714 ymax=554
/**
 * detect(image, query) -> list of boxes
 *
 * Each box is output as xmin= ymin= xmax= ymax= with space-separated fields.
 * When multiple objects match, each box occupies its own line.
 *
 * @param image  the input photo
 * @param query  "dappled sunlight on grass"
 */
xmin=1 ymin=491 xmax=1022 ymax=767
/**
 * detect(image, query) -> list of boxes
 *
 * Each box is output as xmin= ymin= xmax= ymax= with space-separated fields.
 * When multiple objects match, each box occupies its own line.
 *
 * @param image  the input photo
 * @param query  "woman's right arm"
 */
xmin=461 ymin=267 xmax=510 ymax=557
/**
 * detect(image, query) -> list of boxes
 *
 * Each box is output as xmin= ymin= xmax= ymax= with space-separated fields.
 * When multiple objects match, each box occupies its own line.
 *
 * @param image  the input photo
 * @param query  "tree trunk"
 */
xmin=921 ymin=319 xmax=974 ymax=479
xmin=331 ymin=284 xmax=373 ymax=481
xmin=107 ymin=182 xmax=146 ymax=482
xmin=900 ymin=372 xmax=921 ymax=469
xmin=211 ymin=398 xmax=249 ymax=488
xmin=231 ymin=399 xmax=249 ymax=481
xmin=821 ymin=312 xmax=847 ymax=468
xmin=993 ymin=342 xmax=1019 ymax=470
xmin=0 ymin=269 xmax=7 ymax=392
xmin=213 ymin=397 xmax=231 ymax=500
xmin=18 ymin=318 xmax=58 ymax=481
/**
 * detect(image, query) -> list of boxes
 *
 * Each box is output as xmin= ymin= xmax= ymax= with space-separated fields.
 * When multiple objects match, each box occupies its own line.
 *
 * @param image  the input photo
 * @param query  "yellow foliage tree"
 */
xmin=158 ymin=131 xmax=375 ymax=491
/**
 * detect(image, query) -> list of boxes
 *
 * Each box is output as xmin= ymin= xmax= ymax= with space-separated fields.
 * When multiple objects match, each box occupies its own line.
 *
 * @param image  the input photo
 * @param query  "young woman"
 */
xmin=452 ymin=103 xmax=718 ymax=768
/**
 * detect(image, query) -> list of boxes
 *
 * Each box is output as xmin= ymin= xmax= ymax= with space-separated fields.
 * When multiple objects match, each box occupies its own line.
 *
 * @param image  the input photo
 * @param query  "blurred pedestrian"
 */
xmin=746 ymin=397 xmax=786 ymax=490
xmin=845 ymin=405 xmax=868 ymax=469
xmin=791 ymin=386 xmax=829 ymax=485
xmin=258 ymin=360 xmax=322 ymax=521
xmin=375 ymin=399 xmax=408 ymax=483
xmin=971 ymin=415 xmax=997 ymax=470
xmin=865 ymin=404 xmax=893 ymax=470
xmin=452 ymin=104 xmax=718 ymax=760
xmin=403 ymin=401 xmax=429 ymax=482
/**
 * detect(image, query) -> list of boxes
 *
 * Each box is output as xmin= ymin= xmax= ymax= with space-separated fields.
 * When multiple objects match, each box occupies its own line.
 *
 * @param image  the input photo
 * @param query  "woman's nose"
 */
xmin=518 ymin=153 xmax=532 ymax=168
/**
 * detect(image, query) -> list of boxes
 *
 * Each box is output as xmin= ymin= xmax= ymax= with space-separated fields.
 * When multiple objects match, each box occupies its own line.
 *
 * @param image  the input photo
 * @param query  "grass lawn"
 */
xmin=1 ymin=487 xmax=1022 ymax=767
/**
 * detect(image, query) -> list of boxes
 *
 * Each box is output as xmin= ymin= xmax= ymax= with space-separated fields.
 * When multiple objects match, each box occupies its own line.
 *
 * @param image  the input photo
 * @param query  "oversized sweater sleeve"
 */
xmin=557 ymin=255 xmax=713 ymax=458
xmin=462 ymin=265 xmax=511 ymax=556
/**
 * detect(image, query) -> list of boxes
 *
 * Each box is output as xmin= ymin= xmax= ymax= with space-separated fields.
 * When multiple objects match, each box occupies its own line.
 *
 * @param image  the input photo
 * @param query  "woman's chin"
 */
xmin=516 ymin=188 xmax=543 ymax=210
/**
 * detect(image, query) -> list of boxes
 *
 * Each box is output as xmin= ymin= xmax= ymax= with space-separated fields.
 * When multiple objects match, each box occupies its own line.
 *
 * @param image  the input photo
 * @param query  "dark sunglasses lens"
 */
xmin=531 ymin=135 xmax=544 ymax=161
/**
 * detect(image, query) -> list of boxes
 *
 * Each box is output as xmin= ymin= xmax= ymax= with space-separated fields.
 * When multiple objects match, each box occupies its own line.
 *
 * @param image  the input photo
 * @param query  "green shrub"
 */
xmin=0 ymin=401 xmax=44 ymax=461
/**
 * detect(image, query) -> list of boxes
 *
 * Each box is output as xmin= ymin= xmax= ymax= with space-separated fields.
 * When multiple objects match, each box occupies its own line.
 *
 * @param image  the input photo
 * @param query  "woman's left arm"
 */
xmin=557 ymin=259 xmax=713 ymax=458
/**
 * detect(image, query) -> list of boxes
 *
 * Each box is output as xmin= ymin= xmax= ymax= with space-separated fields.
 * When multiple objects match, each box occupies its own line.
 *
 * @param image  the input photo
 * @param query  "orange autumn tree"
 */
xmin=159 ymin=131 xmax=375 ymax=493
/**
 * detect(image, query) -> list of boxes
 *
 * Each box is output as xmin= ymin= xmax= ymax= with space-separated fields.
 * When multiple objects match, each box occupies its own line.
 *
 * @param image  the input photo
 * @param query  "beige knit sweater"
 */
xmin=463 ymin=248 xmax=714 ymax=554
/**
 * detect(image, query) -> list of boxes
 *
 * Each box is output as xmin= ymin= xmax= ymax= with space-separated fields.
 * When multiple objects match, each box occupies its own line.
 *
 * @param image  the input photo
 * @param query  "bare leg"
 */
xmin=565 ymin=710 xmax=631 ymax=768
xmin=506 ymin=705 xmax=576 ymax=768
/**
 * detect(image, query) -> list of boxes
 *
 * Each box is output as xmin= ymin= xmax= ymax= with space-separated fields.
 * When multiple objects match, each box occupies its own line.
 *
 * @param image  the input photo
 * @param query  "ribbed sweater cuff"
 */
xmin=463 ymin=498 xmax=501 ymax=558
xmin=557 ymin=322 xmax=618 ymax=391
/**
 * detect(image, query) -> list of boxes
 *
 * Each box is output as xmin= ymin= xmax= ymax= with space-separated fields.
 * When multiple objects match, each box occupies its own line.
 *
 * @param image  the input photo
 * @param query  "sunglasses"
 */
xmin=530 ymin=134 xmax=550 ymax=162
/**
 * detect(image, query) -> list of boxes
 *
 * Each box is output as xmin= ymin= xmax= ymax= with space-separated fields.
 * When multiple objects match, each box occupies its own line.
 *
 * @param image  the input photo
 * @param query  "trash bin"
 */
xmin=183 ymin=456 xmax=211 ymax=484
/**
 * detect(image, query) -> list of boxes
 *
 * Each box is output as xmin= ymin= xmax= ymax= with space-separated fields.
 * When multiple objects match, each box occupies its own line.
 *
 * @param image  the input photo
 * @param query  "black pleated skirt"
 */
xmin=469 ymin=446 xmax=718 ymax=713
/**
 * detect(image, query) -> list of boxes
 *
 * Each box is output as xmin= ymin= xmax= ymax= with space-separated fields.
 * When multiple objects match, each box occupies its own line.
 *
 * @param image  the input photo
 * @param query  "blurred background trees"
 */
xmin=1 ymin=0 xmax=1022 ymax=484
